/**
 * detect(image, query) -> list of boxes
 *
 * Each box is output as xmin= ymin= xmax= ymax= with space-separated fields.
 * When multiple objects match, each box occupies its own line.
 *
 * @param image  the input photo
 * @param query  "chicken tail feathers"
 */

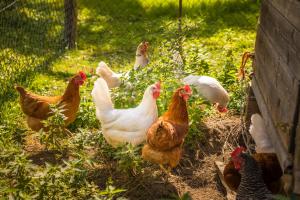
xmin=91 ymin=78 xmax=113 ymax=111
xmin=96 ymin=61 xmax=109 ymax=76
xmin=15 ymin=85 xmax=26 ymax=96
xmin=249 ymin=114 xmax=275 ymax=153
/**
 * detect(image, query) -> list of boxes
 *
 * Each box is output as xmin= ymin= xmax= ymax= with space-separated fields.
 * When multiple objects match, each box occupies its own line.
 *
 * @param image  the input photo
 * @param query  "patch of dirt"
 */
xmin=24 ymin=133 xmax=70 ymax=165
xmin=23 ymin=115 xmax=242 ymax=200
xmin=88 ymin=114 xmax=242 ymax=200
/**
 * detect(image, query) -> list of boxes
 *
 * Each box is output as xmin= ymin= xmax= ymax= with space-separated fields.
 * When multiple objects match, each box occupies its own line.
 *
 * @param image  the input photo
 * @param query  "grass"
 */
xmin=0 ymin=0 xmax=260 ymax=199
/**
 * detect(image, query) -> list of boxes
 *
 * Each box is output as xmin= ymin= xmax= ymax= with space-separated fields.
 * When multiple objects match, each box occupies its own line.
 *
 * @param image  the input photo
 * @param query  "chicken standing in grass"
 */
xmin=96 ymin=61 xmax=121 ymax=88
xmin=15 ymin=71 xmax=87 ymax=131
xmin=134 ymin=41 xmax=149 ymax=70
xmin=91 ymin=78 xmax=161 ymax=147
xmin=223 ymin=114 xmax=282 ymax=193
xmin=142 ymin=85 xmax=192 ymax=173
xmin=183 ymin=75 xmax=229 ymax=112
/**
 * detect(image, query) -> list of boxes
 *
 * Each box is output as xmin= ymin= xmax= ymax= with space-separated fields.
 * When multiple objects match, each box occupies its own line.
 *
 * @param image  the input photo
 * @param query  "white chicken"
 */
xmin=134 ymin=41 xmax=149 ymax=70
xmin=91 ymin=78 xmax=161 ymax=147
xmin=249 ymin=113 xmax=275 ymax=153
xmin=96 ymin=61 xmax=121 ymax=88
xmin=182 ymin=75 xmax=229 ymax=112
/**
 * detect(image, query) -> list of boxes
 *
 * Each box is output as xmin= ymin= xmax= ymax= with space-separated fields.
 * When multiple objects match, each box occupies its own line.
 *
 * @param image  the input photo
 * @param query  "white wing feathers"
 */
xmin=249 ymin=114 xmax=275 ymax=153
xmin=182 ymin=75 xmax=229 ymax=107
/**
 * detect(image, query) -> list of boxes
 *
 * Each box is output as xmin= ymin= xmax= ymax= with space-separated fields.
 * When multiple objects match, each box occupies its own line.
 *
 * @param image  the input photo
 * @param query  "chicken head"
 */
xmin=231 ymin=146 xmax=246 ymax=170
xmin=73 ymin=71 xmax=87 ymax=86
xmin=179 ymin=85 xmax=192 ymax=101
xmin=152 ymin=82 xmax=161 ymax=99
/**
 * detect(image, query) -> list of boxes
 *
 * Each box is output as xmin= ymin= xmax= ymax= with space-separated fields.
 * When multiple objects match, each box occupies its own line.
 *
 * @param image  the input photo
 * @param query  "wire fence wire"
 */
xmin=0 ymin=0 xmax=66 ymax=102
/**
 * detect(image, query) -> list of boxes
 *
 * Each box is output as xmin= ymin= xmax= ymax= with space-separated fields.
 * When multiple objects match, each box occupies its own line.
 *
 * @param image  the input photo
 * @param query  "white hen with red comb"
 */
xmin=183 ymin=75 xmax=229 ymax=112
xmin=91 ymin=78 xmax=160 ymax=147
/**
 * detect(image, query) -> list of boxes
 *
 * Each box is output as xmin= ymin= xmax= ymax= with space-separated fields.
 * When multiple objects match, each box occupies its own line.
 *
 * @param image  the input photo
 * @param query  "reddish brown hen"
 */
xmin=142 ymin=85 xmax=192 ymax=173
xmin=15 ymin=71 xmax=87 ymax=131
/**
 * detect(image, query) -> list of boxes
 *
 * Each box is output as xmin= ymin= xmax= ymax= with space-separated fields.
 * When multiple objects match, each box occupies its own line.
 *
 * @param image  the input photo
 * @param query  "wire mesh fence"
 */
xmin=0 ymin=0 xmax=73 ymax=103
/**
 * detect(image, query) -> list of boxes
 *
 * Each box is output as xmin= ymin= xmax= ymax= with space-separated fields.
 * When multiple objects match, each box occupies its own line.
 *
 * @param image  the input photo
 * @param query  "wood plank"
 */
xmin=215 ymin=161 xmax=236 ymax=200
xmin=252 ymin=77 xmax=293 ymax=171
xmin=255 ymin=26 xmax=298 ymax=101
xmin=254 ymin=27 xmax=299 ymax=148
xmin=261 ymin=0 xmax=300 ymax=52
xmin=294 ymin=125 xmax=300 ymax=194
xmin=259 ymin=0 xmax=300 ymax=78
xmin=254 ymin=57 xmax=292 ymax=149
xmin=267 ymin=0 xmax=300 ymax=32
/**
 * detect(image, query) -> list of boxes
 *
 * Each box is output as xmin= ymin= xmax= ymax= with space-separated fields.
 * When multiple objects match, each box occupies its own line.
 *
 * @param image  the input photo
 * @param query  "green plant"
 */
xmin=113 ymin=144 xmax=144 ymax=175
xmin=38 ymin=104 xmax=70 ymax=151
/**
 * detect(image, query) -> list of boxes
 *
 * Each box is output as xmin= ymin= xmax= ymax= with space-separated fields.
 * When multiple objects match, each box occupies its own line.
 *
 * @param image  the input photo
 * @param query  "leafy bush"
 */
xmin=113 ymin=144 xmax=143 ymax=175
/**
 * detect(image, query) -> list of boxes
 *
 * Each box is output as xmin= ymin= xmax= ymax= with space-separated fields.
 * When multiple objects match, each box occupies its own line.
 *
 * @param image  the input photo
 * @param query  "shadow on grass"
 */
xmin=0 ymin=0 xmax=65 ymax=107
xmin=77 ymin=0 xmax=260 ymax=61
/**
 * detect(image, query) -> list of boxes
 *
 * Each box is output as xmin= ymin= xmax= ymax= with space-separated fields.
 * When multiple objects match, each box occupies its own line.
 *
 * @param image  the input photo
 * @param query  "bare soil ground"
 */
xmin=24 ymin=115 xmax=242 ymax=200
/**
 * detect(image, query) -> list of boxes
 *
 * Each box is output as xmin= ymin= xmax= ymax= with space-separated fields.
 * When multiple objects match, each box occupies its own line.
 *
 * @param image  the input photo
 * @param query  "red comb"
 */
xmin=155 ymin=81 xmax=161 ymax=90
xmin=79 ymin=71 xmax=87 ymax=81
xmin=231 ymin=146 xmax=246 ymax=157
xmin=184 ymin=85 xmax=192 ymax=93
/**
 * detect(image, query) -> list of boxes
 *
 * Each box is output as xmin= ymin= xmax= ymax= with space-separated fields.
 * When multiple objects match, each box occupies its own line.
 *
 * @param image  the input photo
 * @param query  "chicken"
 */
xmin=223 ymin=114 xmax=282 ymax=193
xmin=91 ymin=78 xmax=160 ymax=147
xmin=142 ymin=85 xmax=192 ymax=173
xmin=249 ymin=114 xmax=275 ymax=153
xmin=96 ymin=61 xmax=121 ymax=88
xmin=231 ymin=147 xmax=273 ymax=200
xmin=134 ymin=41 xmax=149 ymax=70
xmin=15 ymin=71 xmax=87 ymax=131
xmin=182 ymin=75 xmax=229 ymax=112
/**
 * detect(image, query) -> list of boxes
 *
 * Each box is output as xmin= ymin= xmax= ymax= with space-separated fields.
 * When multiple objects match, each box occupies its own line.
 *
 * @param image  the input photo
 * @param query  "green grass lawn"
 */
xmin=0 ymin=0 xmax=260 ymax=199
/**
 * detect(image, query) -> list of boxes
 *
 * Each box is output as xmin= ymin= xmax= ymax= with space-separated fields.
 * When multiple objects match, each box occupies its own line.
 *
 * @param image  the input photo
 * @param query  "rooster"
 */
xmin=134 ymin=41 xmax=149 ymax=70
xmin=142 ymin=85 xmax=192 ymax=173
xmin=231 ymin=147 xmax=274 ymax=200
xmin=223 ymin=114 xmax=282 ymax=193
xmin=15 ymin=72 xmax=87 ymax=131
xmin=182 ymin=75 xmax=229 ymax=112
xmin=96 ymin=61 xmax=121 ymax=88
xmin=91 ymin=78 xmax=161 ymax=147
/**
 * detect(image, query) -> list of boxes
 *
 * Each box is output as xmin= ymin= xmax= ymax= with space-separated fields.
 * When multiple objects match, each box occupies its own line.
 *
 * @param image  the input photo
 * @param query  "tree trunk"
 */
xmin=64 ymin=0 xmax=77 ymax=49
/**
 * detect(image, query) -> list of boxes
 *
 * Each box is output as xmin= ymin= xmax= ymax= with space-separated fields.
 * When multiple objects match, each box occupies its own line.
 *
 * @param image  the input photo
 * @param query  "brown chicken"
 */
xmin=142 ymin=85 xmax=192 ymax=173
xmin=224 ymin=149 xmax=283 ymax=193
xmin=15 ymin=71 xmax=87 ymax=131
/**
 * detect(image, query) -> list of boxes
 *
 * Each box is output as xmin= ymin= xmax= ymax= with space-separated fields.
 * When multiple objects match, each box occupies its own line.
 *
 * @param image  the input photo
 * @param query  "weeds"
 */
xmin=39 ymin=105 xmax=70 ymax=151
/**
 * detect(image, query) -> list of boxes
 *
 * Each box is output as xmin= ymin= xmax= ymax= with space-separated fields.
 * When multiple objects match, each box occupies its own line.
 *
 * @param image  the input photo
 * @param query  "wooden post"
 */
xmin=178 ymin=0 xmax=182 ymax=36
xmin=177 ymin=0 xmax=185 ymax=69
xmin=244 ymin=84 xmax=261 ymax=131
xmin=64 ymin=0 xmax=77 ymax=49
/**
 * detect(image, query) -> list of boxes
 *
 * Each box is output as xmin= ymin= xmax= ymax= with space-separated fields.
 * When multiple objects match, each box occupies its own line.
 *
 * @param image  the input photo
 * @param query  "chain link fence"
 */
xmin=0 ymin=0 xmax=76 ymax=103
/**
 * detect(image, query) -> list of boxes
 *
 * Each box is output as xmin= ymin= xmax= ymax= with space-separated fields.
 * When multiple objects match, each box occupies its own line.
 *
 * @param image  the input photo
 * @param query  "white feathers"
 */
xmin=96 ymin=61 xmax=121 ymax=88
xmin=249 ymin=114 xmax=275 ymax=153
xmin=182 ymin=75 xmax=229 ymax=107
xmin=91 ymin=78 xmax=158 ymax=147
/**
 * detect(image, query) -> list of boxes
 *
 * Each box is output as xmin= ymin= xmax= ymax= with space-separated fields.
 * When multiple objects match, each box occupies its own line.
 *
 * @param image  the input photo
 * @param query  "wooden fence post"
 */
xmin=64 ymin=0 xmax=77 ymax=49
